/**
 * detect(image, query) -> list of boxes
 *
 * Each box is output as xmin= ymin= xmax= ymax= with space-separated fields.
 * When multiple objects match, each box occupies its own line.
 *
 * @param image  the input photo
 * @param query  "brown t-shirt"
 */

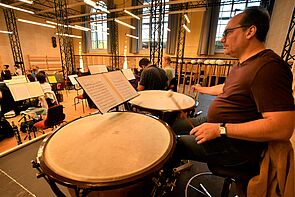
xmin=207 ymin=49 xmax=294 ymax=155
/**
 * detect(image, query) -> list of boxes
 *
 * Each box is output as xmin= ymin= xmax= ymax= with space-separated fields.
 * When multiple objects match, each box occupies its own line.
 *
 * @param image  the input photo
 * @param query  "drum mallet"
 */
xmin=167 ymin=90 xmax=195 ymax=129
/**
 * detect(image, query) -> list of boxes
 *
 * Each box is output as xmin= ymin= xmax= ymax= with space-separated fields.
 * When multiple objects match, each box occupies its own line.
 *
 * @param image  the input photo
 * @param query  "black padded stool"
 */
xmin=207 ymin=163 xmax=260 ymax=197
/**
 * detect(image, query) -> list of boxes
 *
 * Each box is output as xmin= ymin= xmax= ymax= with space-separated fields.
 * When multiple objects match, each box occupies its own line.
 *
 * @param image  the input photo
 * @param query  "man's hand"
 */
xmin=190 ymin=123 xmax=221 ymax=144
xmin=192 ymin=84 xmax=202 ymax=92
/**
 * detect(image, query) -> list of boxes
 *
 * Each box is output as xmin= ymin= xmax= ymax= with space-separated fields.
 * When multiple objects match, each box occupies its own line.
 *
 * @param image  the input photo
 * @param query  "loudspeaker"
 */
xmin=51 ymin=36 xmax=57 ymax=48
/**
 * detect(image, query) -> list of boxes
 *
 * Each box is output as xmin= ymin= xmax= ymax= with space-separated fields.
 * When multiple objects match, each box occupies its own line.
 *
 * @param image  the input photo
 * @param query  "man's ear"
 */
xmin=246 ymin=25 xmax=257 ymax=39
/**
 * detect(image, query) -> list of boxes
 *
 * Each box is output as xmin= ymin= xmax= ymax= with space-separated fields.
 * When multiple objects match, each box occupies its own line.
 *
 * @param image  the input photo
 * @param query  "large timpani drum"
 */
xmin=36 ymin=112 xmax=175 ymax=196
xmin=128 ymin=90 xmax=196 ymax=124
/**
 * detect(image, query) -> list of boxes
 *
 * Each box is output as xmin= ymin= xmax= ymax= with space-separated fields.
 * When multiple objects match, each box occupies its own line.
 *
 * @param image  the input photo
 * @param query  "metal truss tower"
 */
xmin=108 ymin=2 xmax=119 ymax=70
xmin=175 ymin=12 xmax=187 ymax=81
xmin=53 ymin=0 xmax=75 ymax=80
xmin=281 ymin=7 xmax=295 ymax=63
xmin=150 ymin=0 xmax=165 ymax=66
xmin=3 ymin=9 xmax=25 ymax=74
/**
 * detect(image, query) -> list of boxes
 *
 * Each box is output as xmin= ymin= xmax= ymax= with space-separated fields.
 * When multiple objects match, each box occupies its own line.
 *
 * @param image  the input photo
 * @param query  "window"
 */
xmin=215 ymin=0 xmax=261 ymax=50
xmin=142 ymin=0 xmax=169 ymax=50
xmin=90 ymin=1 xmax=108 ymax=50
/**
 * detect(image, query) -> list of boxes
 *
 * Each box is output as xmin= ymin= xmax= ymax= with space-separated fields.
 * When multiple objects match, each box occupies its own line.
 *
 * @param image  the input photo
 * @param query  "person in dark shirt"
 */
xmin=137 ymin=58 xmax=168 ymax=91
xmin=170 ymin=6 xmax=294 ymax=175
xmin=1 ymin=65 xmax=12 ymax=80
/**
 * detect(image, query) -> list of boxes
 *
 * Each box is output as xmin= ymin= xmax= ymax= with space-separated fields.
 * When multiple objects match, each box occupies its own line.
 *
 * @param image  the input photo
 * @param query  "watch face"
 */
xmin=220 ymin=127 xmax=226 ymax=135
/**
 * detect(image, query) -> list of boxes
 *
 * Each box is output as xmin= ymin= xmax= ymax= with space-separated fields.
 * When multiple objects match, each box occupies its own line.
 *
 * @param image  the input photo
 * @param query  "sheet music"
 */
xmin=121 ymin=69 xmax=135 ymax=80
xmin=47 ymin=75 xmax=57 ymax=83
xmin=76 ymin=75 xmax=121 ymax=113
xmin=68 ymin=74 xmax=78 ymax=85
xmin=4 ymin=75 xmax=27 ymax=85
xmin=104 ymin=71 xmax=138 ymax=101
xmin=8 ymin=82 xmax=44 ymax=101
xmin=26 ymin=82 xmax=44 ymax=98
xmin=88 ymin=65 xmax=108 ymax=74
xmin=8 ymin=84 xmax=31 ymax=101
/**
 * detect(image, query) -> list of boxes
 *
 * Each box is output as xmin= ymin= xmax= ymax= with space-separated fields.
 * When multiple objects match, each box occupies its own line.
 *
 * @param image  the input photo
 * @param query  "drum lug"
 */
xmin=31 ymin=160 xmax=45 ymax=179
xmin=31 ymin=160 xmax=40 ymax=168
xmin=36 ymin=172 xmax=45 ymax=179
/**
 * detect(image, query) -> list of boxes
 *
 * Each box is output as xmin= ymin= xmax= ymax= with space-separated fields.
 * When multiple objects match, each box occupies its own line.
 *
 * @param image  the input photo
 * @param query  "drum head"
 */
xmin=129 ymin=90 xmax=195 ymax=112
xmin=38 ymin=112 xmax=175 ymax=188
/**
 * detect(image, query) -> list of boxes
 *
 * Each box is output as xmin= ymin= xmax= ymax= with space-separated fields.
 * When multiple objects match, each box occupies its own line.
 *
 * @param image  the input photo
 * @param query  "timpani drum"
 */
xmin=35 ymin=112 xmax=175 ymax=196
xmin=128 ymin=90 xmax=196 ymax=124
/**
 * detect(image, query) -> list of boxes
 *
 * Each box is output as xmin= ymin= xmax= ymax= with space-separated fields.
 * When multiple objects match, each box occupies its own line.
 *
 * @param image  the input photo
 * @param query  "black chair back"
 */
xmin=44 ymin=105 xmax=65 ymax=127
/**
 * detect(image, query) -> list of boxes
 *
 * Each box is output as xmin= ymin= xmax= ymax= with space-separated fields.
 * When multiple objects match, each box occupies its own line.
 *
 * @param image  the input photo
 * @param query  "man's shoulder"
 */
xmin=249 ymin=49 xmax=288 ymax=69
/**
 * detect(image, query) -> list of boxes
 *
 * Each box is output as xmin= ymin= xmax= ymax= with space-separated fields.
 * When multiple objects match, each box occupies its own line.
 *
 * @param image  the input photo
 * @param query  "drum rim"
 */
xmin=129 ymin=90 xmax=195 ymax=112
xmin=37 ymin=111 xmax=176 ymax=189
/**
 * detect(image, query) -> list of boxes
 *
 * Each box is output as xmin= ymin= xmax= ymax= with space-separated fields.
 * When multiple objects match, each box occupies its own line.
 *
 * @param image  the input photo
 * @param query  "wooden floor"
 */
xmin=0 ymin=89 xmax=97 ymax=154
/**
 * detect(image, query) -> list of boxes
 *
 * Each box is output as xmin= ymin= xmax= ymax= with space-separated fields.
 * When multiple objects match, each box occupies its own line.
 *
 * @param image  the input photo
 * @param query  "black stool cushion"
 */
xmin=207 ymin=163 xmax=260 ymax=181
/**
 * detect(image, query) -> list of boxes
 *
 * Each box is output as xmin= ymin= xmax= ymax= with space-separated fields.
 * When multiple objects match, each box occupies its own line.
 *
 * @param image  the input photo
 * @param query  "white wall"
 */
xmin=0 ymin=10 xmax=66 ymax=71
xmin=266 ymin=0 xmax=294 ymax=57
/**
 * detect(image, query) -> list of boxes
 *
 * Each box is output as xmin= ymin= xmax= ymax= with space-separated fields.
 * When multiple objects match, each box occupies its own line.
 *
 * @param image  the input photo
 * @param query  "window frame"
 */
xmin=141 ymin=0 xmax=169 ymax=51
xmin=214 ymin=0 xmax=262 ymax=52
xmin=90 ymin=4 xmax=108 ymax=51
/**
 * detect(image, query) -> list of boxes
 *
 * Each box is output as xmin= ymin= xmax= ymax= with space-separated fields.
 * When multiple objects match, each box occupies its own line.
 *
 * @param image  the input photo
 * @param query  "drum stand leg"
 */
xmin=74 ymin=188 xmax=91 ymax=197
xmin=32 ymin=160 xmax=67 ymax=197
xmin=151 ymin=160 xmax=193 ymax=197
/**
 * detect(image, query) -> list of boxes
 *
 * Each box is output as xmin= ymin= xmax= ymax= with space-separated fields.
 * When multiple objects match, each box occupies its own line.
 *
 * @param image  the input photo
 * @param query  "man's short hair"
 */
xmin=240 ymin=6 xmax=270 ymax=42
xmin=36 ymin=72 xmax=47 ymax=84
xmin=139 ymin=58 xmax=150 ymax=68
xmin=4 ymin=65 xmax=9 ymax=69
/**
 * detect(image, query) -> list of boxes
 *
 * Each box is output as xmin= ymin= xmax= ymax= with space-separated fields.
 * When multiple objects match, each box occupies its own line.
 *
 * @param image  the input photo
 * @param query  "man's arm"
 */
xmin=193 ymin=84 xmax=224 ymax=96
xmin=226 ymin=111 xmax=294 ymax=141
xmin=190 ymin=111 xmax=295 ymax=144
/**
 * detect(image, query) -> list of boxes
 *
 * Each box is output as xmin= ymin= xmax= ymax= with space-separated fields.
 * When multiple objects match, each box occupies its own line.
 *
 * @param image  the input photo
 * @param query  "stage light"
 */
xmin=84 ymin=0 xmax=110 ymax=13
xmin=18 ymin=19 xmax=55 ymax=28
xmin=183 ymin=24 xmax=191 ymax=33
xmin=55 ymin=33 xmax=82 ymax=39
xmin=46 ymin=21 xmax=91 ymax=31
xmin=18 ymin=0 xmax=33 ymax=4
xmin=123 ymin=9 xmax=140 ymax=20
xmin=114 ymin=19 xmax=135 ymax=29
xmin=126 ymin=33 xmax=138 ymax=39
xmin=0 ymin=30 xmax=13 ymax=34
xmin=184 ymin=14 xmax=190 ymax=23
xmin=0 ymin=3 xmax=34 ymax=14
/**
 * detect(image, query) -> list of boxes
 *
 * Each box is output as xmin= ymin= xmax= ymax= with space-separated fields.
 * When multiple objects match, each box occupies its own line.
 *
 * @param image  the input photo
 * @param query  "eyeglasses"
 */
xmin=222 ymin=25 xmax=248 ymax=38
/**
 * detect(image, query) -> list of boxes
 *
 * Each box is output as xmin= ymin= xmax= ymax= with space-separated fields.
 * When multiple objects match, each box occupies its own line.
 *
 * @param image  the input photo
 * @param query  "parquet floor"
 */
xmin=0 ymin=89 xmax=97 ymax=154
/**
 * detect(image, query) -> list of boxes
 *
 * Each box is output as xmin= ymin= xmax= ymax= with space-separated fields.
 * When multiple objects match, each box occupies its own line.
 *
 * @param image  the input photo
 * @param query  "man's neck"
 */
xmin=239 ymin=42 xmax=266 ymax=63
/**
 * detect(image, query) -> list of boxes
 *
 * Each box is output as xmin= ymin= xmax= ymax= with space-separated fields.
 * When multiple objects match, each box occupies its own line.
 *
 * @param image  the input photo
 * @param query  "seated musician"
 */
xmin=1 ymin=65 xmax=12 ymax=80
xmin=137 ymin=58 xmax=168 ymax=91
xmin=36 ymin=72 xmax=57 ymax=108
xmin=0 ymin=82 xmax=17 ymax=115
xmin=169 ymin=6 xmax=294 ymax=192
xmin=162 ymin=56 xmax=176 ymax=91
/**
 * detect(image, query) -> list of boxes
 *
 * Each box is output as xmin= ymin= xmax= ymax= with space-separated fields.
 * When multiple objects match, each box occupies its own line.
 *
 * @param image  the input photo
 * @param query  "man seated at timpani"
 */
xmin=137 ymin=58 xmax=168 ymax=91
xmin=168 ymin=6 xmax=294 ymax=195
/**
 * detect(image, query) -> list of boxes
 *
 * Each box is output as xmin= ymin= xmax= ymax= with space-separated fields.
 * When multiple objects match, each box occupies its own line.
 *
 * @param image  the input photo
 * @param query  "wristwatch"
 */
xmin=219 ymin=123 xmax=227 ymax=136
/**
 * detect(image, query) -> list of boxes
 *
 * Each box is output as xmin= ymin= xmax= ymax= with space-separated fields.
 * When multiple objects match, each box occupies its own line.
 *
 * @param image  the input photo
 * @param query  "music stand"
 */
xmin=76 ymin=71 xmax=139 ymax=114
xmin=88 ymin=65 xmax=108 ymax=74
xmin=121 ymin=69 xmax=136 ymax=80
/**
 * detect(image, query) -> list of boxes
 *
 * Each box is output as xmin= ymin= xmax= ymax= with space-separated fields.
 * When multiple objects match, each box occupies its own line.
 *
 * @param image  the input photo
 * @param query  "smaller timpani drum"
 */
xmin=128 ymin=90 xmax=196 ymax=124
xmin=35 ymin=112 xmax=175 ymax=196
